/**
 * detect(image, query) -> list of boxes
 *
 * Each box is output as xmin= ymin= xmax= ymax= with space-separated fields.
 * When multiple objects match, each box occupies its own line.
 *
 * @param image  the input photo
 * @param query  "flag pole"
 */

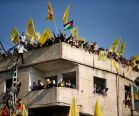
xmin=54 ymin=19 xmax=58 ymax=34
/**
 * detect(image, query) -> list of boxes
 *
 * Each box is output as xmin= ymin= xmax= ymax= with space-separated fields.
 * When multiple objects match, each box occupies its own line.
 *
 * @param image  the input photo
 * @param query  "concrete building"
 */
xmin=0 ymin=42 xmax=139 ymax=116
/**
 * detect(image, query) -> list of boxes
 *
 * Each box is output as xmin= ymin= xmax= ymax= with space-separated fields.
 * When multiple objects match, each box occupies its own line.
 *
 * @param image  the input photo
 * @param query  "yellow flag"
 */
xmin=46 ymin=0 xmax=54 ymax=21
xmin=71 ymin=27 xmax=78 ymax=39
xmin=26 ymin=17 xmax=38 ymax=42
xmin=98 ymin=51 xmax=108 ymax=61
xmin=38 ymin=28 xmax=51 ymax=46
xmin=10 ymin=27 xmax=20 ymax=44
xmin=63 ymin=5 xmax=70 ymax=24
xmin=118 ymin=41 xmax=126 ymax=56
xmin=109 ymin=37 xmax=121 ymax=53
xmin=21 ymin=105 xmax=28 ymax=116
xmin=111 ymin=59 xmax=120 ymax=71
xmin=94 ymin=99 xmax=102 ymax=116
xmin=17 ymin=104 xmax=28 ymax=116
xmin=68 ymin=97 xmax=79 ymax=116
xmin=78 ymin=36 xmax=85 ymax=43
xmin=130 ymin=55 xmax=139 ymax=67
xmin=131 ymin=55 xmax=139 ymax=61
xmin=125 ymin=66 xmax=132 ymax=77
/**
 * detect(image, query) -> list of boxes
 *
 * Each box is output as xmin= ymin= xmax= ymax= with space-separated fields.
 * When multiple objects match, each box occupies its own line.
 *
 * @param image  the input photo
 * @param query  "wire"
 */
xmin=0 ymin=38 xmax=13 ymax=46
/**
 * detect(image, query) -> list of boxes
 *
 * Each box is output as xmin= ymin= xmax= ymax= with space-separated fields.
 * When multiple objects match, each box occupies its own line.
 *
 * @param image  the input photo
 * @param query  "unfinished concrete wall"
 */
xmin=24 ymin=43 xmax=62 ymax=66
xmin=29 ymin=67 xmax=45 ymax=91
xmin=61 ymin=42 xmax=139 ymax=81
xmin=0 ymin=43 xmax=139 ymax=115
xmin=17 ymin=67 xmax=30 ymax=99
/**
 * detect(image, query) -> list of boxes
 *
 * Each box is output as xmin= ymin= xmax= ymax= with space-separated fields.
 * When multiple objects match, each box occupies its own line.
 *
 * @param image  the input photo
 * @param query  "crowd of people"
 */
xmin=2 ymin=79 xmax=21 ymax=107
xmin=31 ymin=79 xmax=72 ymax=91
xmin=0 ymin=31 xmax=139 ymax=72
xmin=0 ymin=98 xmax=27 ymax=116
xmin=1 ymin=78 xmax=22 ymax=116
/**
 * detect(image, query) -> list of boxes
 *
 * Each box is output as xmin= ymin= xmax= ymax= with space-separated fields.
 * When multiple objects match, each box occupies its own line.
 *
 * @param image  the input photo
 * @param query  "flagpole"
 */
xmin=54 ymin=19 xmax=58 ymax=34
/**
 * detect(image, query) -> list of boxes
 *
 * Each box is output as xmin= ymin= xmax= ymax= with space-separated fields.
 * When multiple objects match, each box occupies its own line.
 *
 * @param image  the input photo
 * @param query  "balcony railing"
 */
xmin=23 ymin=87 xmax=78 ymax=108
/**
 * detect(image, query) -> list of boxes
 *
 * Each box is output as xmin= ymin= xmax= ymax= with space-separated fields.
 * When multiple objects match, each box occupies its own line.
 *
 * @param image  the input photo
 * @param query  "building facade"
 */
xmin=0 ymin=42 xmax=139 ymax=116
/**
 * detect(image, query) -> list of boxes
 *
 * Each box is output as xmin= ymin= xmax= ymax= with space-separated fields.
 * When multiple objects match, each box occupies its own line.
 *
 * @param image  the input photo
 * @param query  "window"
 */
xmin=135 ymin=77 xmax=139 ymax=87
xmin=124 ymin=85 xmax=131 ymax=108
xmin=94 ymin=76 xmax=108 ymax=95
xmin=5 ymin=78 xmax=12 ymax=91
xmin=62 ymin=71 xmax=76 ymax=88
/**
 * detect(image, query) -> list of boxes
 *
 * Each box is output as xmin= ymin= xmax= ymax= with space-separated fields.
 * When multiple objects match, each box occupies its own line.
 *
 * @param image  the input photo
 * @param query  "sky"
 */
xmin=0 ymin=0 xmax=139 ymax=58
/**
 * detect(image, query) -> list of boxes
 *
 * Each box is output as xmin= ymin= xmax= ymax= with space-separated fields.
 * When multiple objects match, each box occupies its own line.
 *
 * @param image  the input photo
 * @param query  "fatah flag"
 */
xmin=118 ymin=41 xmax=126 ymax=56
xmin=94 ymin=99 xmax=102 ymax=116
xmin=109 ymin=37 xmax=121 ymax=53
xmin=111 ymin=59 xmax=120 ymax=71
xmin=130 ymin=55 xmax=139 ymax=67
xmin=17 ymin=100 xmax=28 ymax=116
xmin=38 ymin=28 xmax=51 ymax=46
xmin=10 ymin=27 xmax=20 ymax=44
xmin=26 ymin=17 xmax=38 ymax=40
xmin=68 ymin=97 xmax=79 ymax=116
xmin=63 ymin=5 xmax=70 ymax=24
xmin=64 ymin=20 xmax=73 ymax=31
xmin=46 ymin=0 xmax=54 ymax=21
xmin=98 ymin=51 xmax=108 ymax=61
xmin=71 ymin=27 xmax=78 ymax=39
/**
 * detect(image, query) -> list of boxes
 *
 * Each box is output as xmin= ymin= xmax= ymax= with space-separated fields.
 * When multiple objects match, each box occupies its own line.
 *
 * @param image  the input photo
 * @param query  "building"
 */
xmin=0 ymin=42 xmax=139 ymax=116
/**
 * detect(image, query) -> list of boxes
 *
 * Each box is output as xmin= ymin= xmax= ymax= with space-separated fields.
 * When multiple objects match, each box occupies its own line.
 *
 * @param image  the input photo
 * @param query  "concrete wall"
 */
xmin=0 ymin=43 xmax=139 ymax=115
xmin=61 ymin=42 xmax=139 ymax=81
xmin=0 ymin=43 xmax=62 ymax=72
xmin=17 ymin=67 xmax=30 ymax=99
xmin=78 ymin=64 xmax=118 ymax=116
xmin=77 ymin=64 xmax=139 ymax=116
xmin=25 ymin=88 xmax=57 ymax=108
xmin=29 ymin=67 xmax=45 ymax=91
xmin=24 ymin=43 xmax=62 ymax=66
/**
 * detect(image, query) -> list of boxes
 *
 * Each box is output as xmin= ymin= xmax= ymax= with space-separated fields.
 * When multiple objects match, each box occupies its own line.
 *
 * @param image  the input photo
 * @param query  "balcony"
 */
xmin=24 ymin=87 xmax=79 ymax=108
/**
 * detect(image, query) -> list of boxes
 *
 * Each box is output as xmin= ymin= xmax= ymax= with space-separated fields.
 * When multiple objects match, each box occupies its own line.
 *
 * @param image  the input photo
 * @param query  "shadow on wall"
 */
xmin=24 ymin=88 xmax=56 ymax=108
